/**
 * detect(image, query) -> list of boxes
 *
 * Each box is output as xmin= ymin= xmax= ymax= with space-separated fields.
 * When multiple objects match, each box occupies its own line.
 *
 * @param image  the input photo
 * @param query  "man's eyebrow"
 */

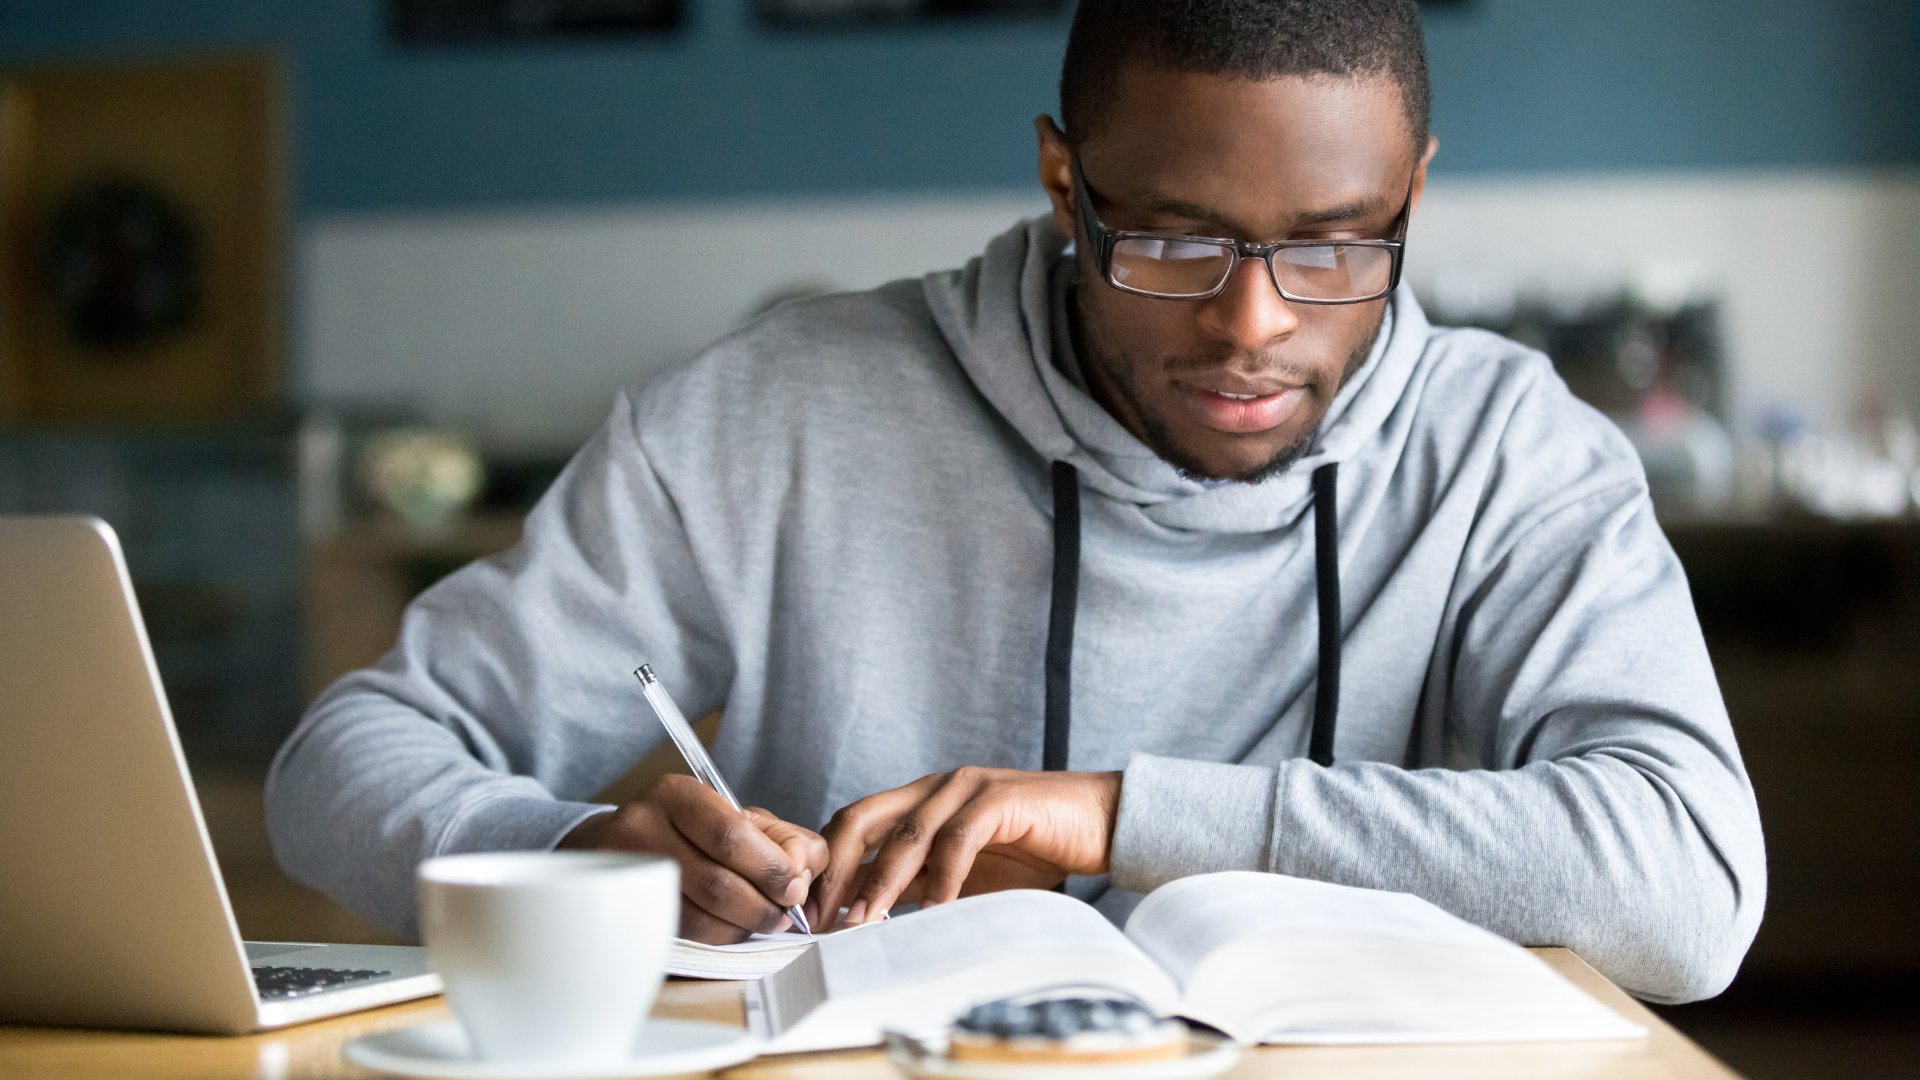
xmin=1294 ymin=197 xmax=1390 ymax=226
xmin=1130 ymin=192 xmax=1237 ymax=226
xmin=1128 ymin=190 xmax=1392 ymax=232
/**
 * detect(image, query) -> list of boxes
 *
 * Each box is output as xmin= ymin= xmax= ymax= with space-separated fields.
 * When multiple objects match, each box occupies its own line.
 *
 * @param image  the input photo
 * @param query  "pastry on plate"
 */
xmin=945 ymin=996 xmax=1188 ymax=1064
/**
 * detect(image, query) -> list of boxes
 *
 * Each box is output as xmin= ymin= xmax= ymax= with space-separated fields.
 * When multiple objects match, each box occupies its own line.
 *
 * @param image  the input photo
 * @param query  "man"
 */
xmin=268 ymin=0 xmax=1764 ymax=1004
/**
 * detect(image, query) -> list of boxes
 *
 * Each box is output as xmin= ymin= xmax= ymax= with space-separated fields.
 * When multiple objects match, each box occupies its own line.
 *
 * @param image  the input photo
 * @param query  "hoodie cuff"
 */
xmin=435 ymin=792 xmax=618 ymax=859
xmin=1108 ymin=753 xmax=1278 ymax=894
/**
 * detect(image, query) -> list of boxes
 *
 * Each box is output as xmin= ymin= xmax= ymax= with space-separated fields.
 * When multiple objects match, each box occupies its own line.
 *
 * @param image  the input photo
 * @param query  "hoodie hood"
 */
xmin=923 ymin=216 xmax=1430 ymax=534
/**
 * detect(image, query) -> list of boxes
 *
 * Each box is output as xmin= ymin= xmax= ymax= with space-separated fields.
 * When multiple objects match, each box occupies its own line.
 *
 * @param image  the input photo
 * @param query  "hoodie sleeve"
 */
xmin=1110 ymin=473 xmax=1766 ymax=1005
xmin=265 ymin=390 xmax=734 ymax=938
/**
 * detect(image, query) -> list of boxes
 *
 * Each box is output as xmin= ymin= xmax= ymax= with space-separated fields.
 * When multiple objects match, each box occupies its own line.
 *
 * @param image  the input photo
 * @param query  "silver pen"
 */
xmin=634 ymin=665 xmax=814 ymax=936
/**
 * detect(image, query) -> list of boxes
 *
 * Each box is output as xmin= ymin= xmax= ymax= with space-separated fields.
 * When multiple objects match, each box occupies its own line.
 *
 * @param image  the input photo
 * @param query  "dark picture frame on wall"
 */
xmin=0 ymin=55 xmax=284 ymax=425
xmin=757 ymin=0 xmax=1065 ymax=30
xmin=759 ymin=0 xmax=1465 ymax=31
xmin=391 ymin=0 xmax=682 ymax=45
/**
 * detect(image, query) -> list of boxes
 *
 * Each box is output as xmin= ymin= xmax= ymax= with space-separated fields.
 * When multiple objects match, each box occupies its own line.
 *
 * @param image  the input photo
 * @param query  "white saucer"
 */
xmin=344 ymin=1018 xmax=759 ymax=1079
xmin=887 ymin=1035 xmax=1241 ymax=1080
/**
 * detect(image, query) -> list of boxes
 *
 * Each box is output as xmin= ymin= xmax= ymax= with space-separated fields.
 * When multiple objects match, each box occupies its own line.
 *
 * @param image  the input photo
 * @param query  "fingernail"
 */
xmin=845 ymin=899 xmax=868 ymax=926
xmin=784 ymin=873 xmax=809 ymax=906
xmin=775 ymin=915 xmax=792 ymax=933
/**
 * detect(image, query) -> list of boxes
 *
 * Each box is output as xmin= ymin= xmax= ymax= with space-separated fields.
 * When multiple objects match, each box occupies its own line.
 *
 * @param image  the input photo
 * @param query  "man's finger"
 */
xmin=678 ymin=852 xmax=794 ymax=934
xmin=846 ymin=771 xmax=983 ymax=924
xmin=679 ymin=897 xmax=760 ymax=946
xmin=645 ymin=810 xmax=794 ymax=934
xmin=748 ymin=809 xmax=828 ymax=910
xmin=814 ymin=777 xmax=939 ymax=930
xmin=812 ymin=794 xmax=894 ymax=931
xmin=917 ymin=802 xmax=1007 ymax=906
xmin=656 ymin=778 xmax=804 ymax=905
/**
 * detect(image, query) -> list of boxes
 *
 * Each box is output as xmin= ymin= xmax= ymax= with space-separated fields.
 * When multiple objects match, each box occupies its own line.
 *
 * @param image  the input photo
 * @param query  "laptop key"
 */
xmin=251 ymin=965 xmax=393 ymax=1000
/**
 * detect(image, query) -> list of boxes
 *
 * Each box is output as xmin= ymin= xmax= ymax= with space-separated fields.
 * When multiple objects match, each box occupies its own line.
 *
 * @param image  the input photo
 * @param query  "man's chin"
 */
xmin=1152 ymin=427 xmax=1316 ymax=485
xmin=1195 ymin=452 xmax=1310 ymax=486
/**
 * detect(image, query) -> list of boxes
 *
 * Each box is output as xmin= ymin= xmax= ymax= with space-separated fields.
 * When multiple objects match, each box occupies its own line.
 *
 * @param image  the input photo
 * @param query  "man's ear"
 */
xmin=1034 ymin=114 xmax=1078 ymax=244
xmin=1409 ymin=135 xmax=1439 ymax=217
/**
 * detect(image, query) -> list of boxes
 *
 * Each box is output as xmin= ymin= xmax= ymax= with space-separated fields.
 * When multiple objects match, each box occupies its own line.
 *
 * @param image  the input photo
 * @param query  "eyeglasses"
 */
xmin=1071 ymin=160 xmax=1413 ymax=304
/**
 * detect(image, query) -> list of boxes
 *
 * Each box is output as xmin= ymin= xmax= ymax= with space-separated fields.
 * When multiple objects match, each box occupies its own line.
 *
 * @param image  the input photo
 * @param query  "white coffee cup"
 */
xmin=416 ymin=851 xmax=679 ymax=1064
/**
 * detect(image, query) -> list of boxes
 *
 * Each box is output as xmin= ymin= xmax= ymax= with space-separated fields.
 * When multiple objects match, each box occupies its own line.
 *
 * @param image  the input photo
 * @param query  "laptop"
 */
xmin=0 ymin=514 xmax=439 ymax=1033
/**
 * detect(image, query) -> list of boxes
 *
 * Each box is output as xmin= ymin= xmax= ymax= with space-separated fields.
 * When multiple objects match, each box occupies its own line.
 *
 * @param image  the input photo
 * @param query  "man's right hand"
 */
xmin=557 ymin=774 xmax=828 ymax=944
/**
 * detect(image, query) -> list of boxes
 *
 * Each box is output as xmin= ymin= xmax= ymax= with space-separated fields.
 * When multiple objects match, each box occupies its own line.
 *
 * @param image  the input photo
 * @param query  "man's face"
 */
xmin=1039 ymin=68 xmax=1431 ymax=483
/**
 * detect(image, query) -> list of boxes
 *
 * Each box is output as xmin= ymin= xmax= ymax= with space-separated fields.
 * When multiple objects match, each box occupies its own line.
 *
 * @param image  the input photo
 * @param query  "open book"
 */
xmin=741 ymin=872 xmax=1645 ymax=1054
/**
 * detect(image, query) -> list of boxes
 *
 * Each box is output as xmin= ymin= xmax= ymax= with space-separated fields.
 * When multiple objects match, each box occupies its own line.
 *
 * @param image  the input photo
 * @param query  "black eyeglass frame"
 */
xmin=1071 ymin=160 xmax=1415 ymax=305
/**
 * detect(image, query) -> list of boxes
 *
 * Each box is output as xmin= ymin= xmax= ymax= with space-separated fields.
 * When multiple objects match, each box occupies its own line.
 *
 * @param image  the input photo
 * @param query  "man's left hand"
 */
xmin=810 ymin=767 xmax=1122 ymax=930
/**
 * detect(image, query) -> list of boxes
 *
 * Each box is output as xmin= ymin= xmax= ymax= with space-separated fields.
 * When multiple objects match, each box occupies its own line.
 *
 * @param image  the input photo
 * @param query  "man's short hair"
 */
xmin=1059 ymin=0 xmax=1432 ymax=156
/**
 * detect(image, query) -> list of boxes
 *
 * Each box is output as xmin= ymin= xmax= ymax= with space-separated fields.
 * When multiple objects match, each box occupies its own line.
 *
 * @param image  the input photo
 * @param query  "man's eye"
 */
xmin=1134 ymin=238 xmax=1225 ymax=262
xmin=1285 ymin=245 xmax=1343 ymax=270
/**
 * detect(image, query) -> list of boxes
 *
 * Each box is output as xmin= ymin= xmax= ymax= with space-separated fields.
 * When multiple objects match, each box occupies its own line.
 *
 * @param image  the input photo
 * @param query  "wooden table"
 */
xmin=0 ymin=949 xmax=1737 ymax=1079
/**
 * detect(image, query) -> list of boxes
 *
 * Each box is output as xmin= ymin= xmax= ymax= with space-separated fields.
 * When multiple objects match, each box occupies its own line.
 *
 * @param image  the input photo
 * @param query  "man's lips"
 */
xmin=1173 ymin=378 xmax=1308 ymax=434
xmin=1188 ymin=373 xmax=1299 ymax=397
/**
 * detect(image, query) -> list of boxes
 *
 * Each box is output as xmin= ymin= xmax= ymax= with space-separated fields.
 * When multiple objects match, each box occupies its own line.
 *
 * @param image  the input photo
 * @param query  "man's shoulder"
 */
xmin=644 ymin=279 xmax=958 ymax=408
xmin=1417 ymin=322 xmax=1637 ymax=456
xmin=1411 ymin=321 xmax=1649 ymax=526
xmin=699 ymin=278 xmax=948 ymax=379
xmin=620 ymin=277 xmax=982 ymax=469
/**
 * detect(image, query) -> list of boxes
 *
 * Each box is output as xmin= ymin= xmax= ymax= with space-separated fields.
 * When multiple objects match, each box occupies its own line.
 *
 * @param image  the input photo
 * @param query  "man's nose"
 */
xmin=1196 ymin=256 xmax=1300 ymax=351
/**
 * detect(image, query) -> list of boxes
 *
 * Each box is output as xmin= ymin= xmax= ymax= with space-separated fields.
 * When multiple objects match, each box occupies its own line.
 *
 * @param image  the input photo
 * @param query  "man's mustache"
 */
xmin=1159 ymin=351 xmax=1322 ymax=385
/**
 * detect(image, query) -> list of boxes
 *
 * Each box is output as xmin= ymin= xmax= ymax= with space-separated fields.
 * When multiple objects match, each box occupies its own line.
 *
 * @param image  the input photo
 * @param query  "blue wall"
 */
xmin=4 ymin=0 xmax=1916 ymax=213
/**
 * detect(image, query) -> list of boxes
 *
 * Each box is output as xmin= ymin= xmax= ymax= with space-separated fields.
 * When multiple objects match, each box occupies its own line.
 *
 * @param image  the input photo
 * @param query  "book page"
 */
xmin=1125 ymin=872 xmax=1501 ymax=986
xmin=669 ymin=930 xmax=816 ymax=979
xmin=1124 ymin=872 xmax=1643 ymax=1045
xmin=752 ymin=889 xmax=1181 ymax=1054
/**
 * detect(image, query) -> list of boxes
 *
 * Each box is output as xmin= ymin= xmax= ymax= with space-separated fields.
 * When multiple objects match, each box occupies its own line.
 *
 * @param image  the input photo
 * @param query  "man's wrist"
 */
xmin=1088 ymin=769 xmax=1123 ymax=875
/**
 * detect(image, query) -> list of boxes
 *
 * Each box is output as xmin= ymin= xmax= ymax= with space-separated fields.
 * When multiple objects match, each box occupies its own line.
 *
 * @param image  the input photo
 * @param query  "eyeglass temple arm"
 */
xmin=1068 ymin=162 xmax=1109 ymax=257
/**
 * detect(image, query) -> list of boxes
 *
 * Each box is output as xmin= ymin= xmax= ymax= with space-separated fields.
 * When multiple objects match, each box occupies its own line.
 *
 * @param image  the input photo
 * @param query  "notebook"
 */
xmin=670 ymin=930 xmax=815 ymax=979
xmin=674 ymin=908 xmax=917 ymax=979
xmin=739 ymin=871 xmax=1646 ymax=1054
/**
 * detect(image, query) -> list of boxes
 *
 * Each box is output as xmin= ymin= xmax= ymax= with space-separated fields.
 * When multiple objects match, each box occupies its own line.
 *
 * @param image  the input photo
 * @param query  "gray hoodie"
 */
xmin=266 ymin=217 xmax=1764 ymax=1004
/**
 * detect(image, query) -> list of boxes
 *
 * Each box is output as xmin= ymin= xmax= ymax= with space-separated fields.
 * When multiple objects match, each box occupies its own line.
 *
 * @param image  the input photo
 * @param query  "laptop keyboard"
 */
xmin=252 ymin=965 xmax=392 ymax=1000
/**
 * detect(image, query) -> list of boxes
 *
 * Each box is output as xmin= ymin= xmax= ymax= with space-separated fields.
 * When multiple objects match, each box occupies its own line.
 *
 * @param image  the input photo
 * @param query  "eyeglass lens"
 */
xmin=1110 ymin=237 xmax=1395 ymax=301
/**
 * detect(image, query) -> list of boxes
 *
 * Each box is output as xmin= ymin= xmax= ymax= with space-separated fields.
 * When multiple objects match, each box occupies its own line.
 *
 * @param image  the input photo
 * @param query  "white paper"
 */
xmin=670 ymin=930 xmax=833 ymax=979
xmin=669 ymin=908 xmax=904 ymax=978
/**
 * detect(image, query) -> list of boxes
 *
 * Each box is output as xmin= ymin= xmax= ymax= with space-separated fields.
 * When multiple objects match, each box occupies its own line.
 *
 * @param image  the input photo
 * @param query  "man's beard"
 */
xmin=1072 ymin=290 xmax=1385 ymax=485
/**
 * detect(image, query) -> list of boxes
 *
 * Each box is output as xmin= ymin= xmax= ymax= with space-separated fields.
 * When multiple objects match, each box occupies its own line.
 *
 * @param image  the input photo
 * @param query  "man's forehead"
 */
xmin=1076 ymin=66 xmax=1413 ymax=228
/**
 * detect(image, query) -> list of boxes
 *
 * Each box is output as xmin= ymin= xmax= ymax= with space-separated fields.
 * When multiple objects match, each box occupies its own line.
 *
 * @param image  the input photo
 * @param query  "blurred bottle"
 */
xmin=1851 ymin=396 xmax=1918 ymax=518
xmin=296 ymin=411 xmax=348 ymax=542
xmin=1625 ymin=385 xmax=1734 ymax=517
xmin=1756 ymin=403 xmax=1812 ymax=514
xmin=1751 ymin=397 xmax=1918 ymax=520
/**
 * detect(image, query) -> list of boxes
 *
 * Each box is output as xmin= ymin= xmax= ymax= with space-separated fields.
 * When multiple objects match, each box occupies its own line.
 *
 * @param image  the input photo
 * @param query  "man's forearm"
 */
xmin=1109 ymin=749 xmax=1765 ymax=1004
xmin=265 ymin=684 xmax=612 ymax=939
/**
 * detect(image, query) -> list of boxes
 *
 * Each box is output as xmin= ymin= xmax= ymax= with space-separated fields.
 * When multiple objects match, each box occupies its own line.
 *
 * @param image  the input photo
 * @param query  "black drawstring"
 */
xmin=1308 ymin=462 xmax=1341 ymax=766
xmin=1042 ymin=460 xmax=1343 ymax=773
xmin=1043 ymin=461 xmax=1081 ymax=773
